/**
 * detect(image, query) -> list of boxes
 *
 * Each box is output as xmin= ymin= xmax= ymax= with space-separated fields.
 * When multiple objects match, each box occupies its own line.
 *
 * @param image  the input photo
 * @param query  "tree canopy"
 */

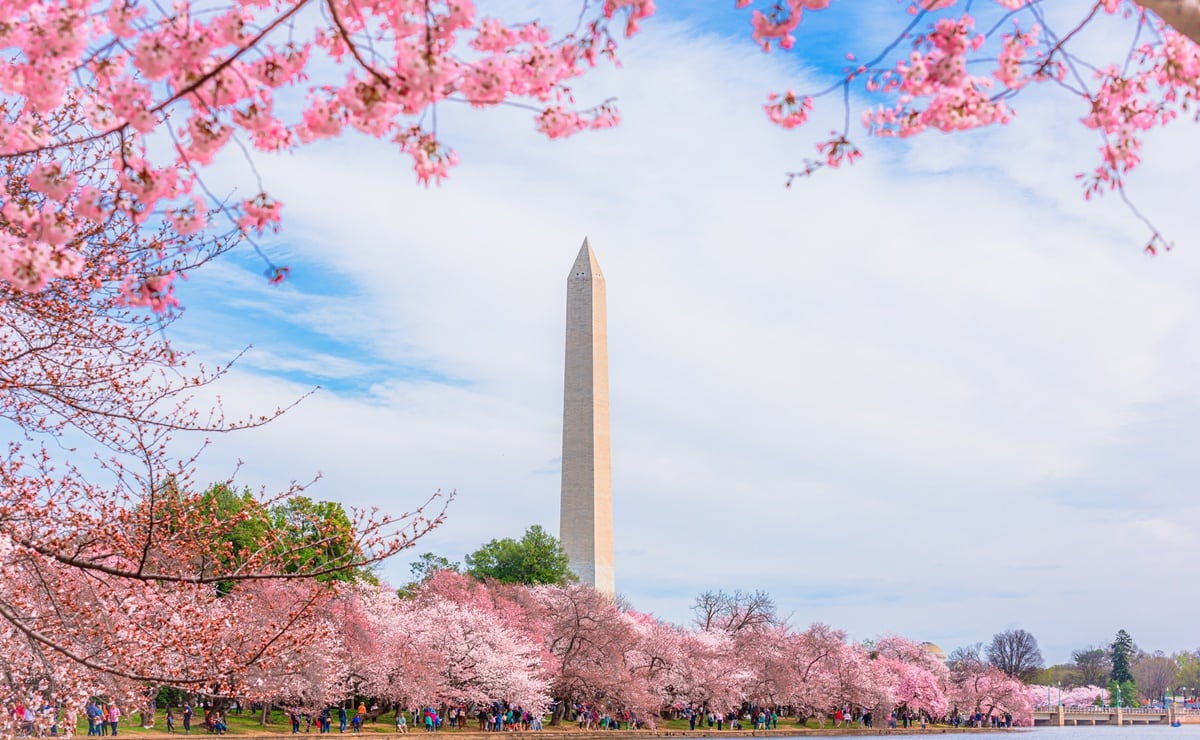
xmin=1072 ymin=647 xmax=1112 ymax=688
xmin=1111 ymin=629 xmax=1138 ymax=684
xmin=464 ymin=525 xmax=575 ymax=586
xmin=986 ymin=628 xmax=1045 ymax=682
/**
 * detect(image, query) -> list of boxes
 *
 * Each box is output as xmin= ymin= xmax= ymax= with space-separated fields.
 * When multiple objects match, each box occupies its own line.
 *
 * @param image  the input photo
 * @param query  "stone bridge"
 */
xmin=1033 ymin=705 xmax=1200 ymax=726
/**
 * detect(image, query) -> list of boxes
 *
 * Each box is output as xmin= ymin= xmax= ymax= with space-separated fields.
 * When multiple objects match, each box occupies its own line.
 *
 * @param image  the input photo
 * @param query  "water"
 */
xmin=1017 ymin=729 xmax=1200 ymax=740
xmin=759 ymin=727 xmax=1200 ymax=740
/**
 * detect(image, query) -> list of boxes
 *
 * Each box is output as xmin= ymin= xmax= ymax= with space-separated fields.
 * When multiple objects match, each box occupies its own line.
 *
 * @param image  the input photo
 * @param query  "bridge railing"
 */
xmin=1032 ymin=706 xmax=1165 ymax=714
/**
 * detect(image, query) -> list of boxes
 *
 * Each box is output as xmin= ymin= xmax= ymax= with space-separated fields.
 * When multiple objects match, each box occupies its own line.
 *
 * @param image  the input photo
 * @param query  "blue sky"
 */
xmin=170 ymin=1 xmax=1200 ymax=665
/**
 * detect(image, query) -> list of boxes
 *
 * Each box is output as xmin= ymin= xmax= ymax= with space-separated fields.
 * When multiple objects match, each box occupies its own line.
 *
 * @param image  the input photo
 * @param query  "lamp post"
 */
xmin=1117 ymin=684 xmax=1123 ymax=709
xmin=1047 ymin=686 xmax=1051 ymax=708
xmin=1057 ymin=683 xmax=1062 ymax=707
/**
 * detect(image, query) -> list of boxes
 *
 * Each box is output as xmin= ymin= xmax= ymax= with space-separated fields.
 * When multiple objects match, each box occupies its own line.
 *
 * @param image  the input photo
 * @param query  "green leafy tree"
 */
xmin=269 ymin=496 xmax=376 ymax=584
xmin=1032 ymin=664 xmax=1082 ymax=688
xmin=1175 ymin=651 xmax=1200 ymax=699
xmin=1111 ymin=629 xmax=1137 ymax=684
xmin=409 ymin=552 xmax=461 ymax=583
xmin=464 ymin=525 xmax=575 ymax=585
xmin=1108 ymin=679 xmax=1139 ymax=707
xmin=190 ymin=483 xmax=273 ymax=595
xmin=186 ymin=485 xmax=374 ymax=593
xmin=398 ymin=552 xmax=461 ymax=595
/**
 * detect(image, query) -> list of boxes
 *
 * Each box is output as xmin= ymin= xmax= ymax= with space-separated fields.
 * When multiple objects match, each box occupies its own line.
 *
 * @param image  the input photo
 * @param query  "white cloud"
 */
xmin=174 ymin=9 xmax=1200 ymax=663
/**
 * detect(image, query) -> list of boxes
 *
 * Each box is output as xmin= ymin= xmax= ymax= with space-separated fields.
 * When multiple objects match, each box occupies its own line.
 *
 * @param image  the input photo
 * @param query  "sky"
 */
xmin=167 ymin=1 xmax=1200 ymax=666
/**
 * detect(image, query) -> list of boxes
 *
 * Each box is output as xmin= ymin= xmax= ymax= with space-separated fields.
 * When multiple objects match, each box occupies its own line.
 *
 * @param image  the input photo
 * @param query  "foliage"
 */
xmin=1111 ymin=629 xmax=1138 ymax=684
xmin=464 ymin=525 xmax=575 ymax=586
xmin=409 ymin=553 xmax=461 ymax=584
xmin=1108 ymin=679 xmax=1140 ymax=707
xmin=1025 ymin=684 xmax=1109 ymax=707
xmin=1029 ymin=664 xmax=1081 ymax=688
xmin=1175 ymin=651 xmax=1200 ymax=696
xmin=269 ymin=496 xmax=378 ymax=584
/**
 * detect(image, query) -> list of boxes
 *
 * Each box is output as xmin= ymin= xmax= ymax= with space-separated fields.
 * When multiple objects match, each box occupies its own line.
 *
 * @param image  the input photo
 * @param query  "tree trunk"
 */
xmin=1139 ymin=0 xmax=1200 ymax=45
xmin=549 ymin=700 xmax=568 ymax=727
xmin=261 ymin=703 xmax=271 ymax=726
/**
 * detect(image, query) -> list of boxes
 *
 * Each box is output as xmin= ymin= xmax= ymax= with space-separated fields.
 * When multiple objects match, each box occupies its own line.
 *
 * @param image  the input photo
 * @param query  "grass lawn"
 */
xmin=75 ymin=710 xmax=405 ymax=737
xmin=77 ymin=711 xmax=928 ymax=736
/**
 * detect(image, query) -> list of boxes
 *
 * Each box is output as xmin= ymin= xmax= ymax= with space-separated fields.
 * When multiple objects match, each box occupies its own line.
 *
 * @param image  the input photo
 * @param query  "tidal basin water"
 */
xmin=1014 ymin=729 xmax=1200 ymax=740
xmin=766 ymin=728 xmax=1200 ymax=740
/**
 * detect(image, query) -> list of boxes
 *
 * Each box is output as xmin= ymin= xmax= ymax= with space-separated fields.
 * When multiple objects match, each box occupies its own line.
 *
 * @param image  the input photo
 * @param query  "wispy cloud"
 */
xmin=175 ymin=10 xmax=1200 ymax=664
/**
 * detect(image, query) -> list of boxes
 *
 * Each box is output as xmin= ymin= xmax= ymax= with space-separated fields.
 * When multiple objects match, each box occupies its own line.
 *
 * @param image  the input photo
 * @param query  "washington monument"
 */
xmin=559 ymin=238 xmax=615 ymax=596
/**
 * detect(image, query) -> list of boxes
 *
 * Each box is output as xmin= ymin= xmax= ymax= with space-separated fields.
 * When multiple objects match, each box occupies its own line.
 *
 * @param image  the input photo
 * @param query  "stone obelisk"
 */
xmin=560 ymin=238 xmax=615 ymax=596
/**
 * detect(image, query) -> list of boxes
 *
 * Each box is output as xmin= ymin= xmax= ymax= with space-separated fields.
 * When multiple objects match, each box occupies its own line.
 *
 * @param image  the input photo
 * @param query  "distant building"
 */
xmin=922 ymin=642 xmax=948 ymax=664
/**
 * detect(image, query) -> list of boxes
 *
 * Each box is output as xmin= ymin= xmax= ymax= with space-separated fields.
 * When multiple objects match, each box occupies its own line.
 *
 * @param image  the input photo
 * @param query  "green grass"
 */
xmin=77 ymin=711 xmax=945 ymax=736
xmin=75 ymin=709 xmax=409 ymax=737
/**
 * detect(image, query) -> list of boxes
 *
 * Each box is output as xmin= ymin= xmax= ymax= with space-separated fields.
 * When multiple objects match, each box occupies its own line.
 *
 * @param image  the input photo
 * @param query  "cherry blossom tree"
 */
xmin=1026 ymin=684 xmax=1108 ymax=707
xmin=0 ymin=0 xmax=654 ymax=301
xmin=0 ymin=230 xmax=446 ymax=731
xmin=948 ymin=655 xmax=1033 ymax=725
xmin=534 ymin=584 xmax=648 ymax=722
xmin=769 ymin=623 xmax=851 ymax=721
xmin=691 ymin=589 xmax=779 ymax=635
xmin=669 ymin=627 xmax=753 ymax=716
xmin=621 ymin=610 xmax=686 ymax=714
xmin=870 ymin=635 xmax=950 ymax=720
xmin=744 ymin=0 xmax=1200 ymax=252
xmin=346 ymin=578 xmax=552 ymax=712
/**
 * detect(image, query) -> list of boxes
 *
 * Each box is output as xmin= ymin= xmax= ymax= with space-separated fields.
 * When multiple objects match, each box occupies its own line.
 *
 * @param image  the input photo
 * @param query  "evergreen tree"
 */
xmin=1111 ymin=629 xmax=1137 ymax=684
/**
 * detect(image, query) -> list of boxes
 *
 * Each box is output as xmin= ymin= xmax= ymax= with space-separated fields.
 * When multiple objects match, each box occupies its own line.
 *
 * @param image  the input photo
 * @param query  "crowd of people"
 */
xmin=83 ymin=702 xmax=119 ymax=736
xmin=7 ymin=696 xmax=1025 ymax=737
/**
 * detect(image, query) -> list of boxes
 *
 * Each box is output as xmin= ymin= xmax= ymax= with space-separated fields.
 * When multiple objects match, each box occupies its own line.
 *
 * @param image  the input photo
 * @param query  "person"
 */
xmin=166 ymin=709 xmax=175 ymax=733
xmin=396 ymin=712 xmax=407 ymax=733
xmin=351 ymin=715 xmax=362 ymax=735
xmin=86 ymin=701 xmax=100 ymax=736
xmin=338 ymin=707 xmax=347 ymax=734
xmin=108 ymin=704 xmax=120 ymax=736
xmin=183 ymin=705 xmax=192 ymax=735
xmin=212 ymin=713 xmax=227 ymax=735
